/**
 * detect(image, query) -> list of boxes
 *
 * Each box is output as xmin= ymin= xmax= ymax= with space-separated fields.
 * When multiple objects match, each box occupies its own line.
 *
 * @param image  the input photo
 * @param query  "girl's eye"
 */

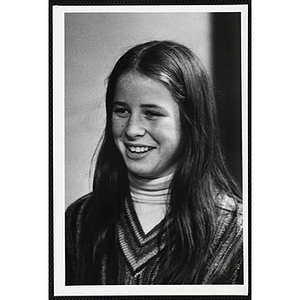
xmin=144 ymin=110 xmax=163 ymax=120
xmin=113 ymin=107 xmax=130 ymax=117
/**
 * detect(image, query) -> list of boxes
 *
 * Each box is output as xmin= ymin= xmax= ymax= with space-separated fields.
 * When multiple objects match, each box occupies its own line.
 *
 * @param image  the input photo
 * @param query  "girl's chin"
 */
xmin=126 ymin=167 xmax=156 ymax=179
xmin=126 ymin=166 xmax=174 ymax=179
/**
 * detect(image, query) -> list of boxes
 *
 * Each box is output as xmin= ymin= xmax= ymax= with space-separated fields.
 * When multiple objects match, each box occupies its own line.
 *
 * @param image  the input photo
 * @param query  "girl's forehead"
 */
xmin=116 ymin=71 xmax=152 ymax=86
xmin=113 ymin=72 xmax=180 ymax=113
xmin=116 ymin=71 xmax=174 ymax=96
xmin=116 ymin=72 xmax=166 ymax=94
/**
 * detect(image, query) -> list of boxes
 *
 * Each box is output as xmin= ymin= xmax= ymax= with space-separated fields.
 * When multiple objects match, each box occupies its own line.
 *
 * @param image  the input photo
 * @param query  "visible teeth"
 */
xmin=128 ymin=146 xmax=151 ymax=153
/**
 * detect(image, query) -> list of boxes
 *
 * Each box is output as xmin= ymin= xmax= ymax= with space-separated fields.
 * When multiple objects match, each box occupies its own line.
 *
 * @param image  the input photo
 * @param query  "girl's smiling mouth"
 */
xmin=127 ymin=145 xmax=153 ymax=153
xmin=125 ymin=143 xmax=156 ymax=154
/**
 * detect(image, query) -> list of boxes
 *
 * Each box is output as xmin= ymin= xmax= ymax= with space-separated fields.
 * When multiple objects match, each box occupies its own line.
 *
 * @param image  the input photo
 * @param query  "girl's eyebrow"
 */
xmin=113 ymin=101 xmax=127 ymax=106
xmin=141 ymin=104 xmax=161 ymax=109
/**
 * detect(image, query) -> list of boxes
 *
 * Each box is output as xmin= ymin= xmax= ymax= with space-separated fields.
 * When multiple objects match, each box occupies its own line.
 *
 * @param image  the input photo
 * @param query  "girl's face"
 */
xmin=112 ymin=71 xmax=182 ymax=179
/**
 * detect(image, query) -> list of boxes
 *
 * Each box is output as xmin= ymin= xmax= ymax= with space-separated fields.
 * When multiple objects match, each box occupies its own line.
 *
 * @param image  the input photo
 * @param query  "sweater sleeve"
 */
xmin=65 ymin=195 xmax=91 ymax=285
xmin=203 ymin=194 xmax=244 ymax=284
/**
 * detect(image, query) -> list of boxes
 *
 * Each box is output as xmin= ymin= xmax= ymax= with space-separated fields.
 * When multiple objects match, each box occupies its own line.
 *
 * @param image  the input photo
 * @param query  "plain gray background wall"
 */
xmin=65 ymin=13 xmax=213 ymax=208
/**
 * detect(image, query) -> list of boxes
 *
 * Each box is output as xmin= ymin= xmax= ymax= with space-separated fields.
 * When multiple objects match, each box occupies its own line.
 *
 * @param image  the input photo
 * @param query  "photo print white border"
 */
xmin=52 ymin=4 xmax=249 ymax=297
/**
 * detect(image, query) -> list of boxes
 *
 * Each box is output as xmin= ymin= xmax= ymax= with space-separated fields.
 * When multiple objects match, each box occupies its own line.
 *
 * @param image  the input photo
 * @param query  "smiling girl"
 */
xmin=112 ymin=72 xmax=181 ymax=179
xmin=65 ymin=41 xmax=243 ymax=285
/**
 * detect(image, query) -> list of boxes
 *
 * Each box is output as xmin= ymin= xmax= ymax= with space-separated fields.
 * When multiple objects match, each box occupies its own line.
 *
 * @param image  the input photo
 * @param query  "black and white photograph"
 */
xmin=51 ymin=4 xmax=249 ymax=298
xmin=4 ymin=0 xmax=300 ymax=299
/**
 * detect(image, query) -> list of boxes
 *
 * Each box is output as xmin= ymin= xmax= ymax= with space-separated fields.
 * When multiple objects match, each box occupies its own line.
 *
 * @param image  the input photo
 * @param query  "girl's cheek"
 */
xmin=112 ymin=119 xmax=126 ymax=135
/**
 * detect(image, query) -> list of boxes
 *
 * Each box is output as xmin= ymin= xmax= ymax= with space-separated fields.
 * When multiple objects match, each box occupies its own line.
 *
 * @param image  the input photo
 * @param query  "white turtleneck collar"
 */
xmin=128 ymin=172 xmax=173 ymax=234
xmin=128 ymin=172 xmax=172 ymax=204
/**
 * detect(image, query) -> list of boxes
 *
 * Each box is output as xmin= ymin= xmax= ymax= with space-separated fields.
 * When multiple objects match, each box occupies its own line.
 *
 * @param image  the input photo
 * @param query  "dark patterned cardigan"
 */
xmin=65 ymin=193 xmax=243 ymax=285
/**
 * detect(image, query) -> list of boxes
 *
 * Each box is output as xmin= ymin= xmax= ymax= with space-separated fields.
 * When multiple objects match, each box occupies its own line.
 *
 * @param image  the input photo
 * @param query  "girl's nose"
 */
xmin=125 ymin=114 xmax=146 ymax=139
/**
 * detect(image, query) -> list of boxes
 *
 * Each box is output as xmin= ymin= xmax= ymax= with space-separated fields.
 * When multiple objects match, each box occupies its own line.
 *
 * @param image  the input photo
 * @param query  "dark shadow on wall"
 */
xmin=211 ymin=13 xmax=242 ymax=191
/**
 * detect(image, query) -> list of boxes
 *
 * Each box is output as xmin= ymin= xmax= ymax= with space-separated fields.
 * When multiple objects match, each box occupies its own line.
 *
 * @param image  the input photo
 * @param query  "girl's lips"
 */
xmin=127 ymin=145 xmax=152 ymax=153
xmin=124 ymin=144 xmax=156 ymax=159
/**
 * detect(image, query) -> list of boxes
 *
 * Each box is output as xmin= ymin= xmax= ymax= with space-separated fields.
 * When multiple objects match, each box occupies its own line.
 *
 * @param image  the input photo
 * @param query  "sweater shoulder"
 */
xmin=214 ymin=193 xmax=243 ymax=229
xmin=65 ymin=194 xmax=93 ymax=237
xmin=66 ymin=194 xmax=92 ymax=216
xmin=214 ymin=192 xmax=242 ymax=212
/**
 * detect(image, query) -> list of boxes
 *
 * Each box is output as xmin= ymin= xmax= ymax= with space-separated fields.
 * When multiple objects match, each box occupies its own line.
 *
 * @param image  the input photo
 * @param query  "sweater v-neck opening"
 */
xmin=127 ymin=195 xmax=168 ymax=239
xmin=117 ymin=197 xmax=172 ymax=275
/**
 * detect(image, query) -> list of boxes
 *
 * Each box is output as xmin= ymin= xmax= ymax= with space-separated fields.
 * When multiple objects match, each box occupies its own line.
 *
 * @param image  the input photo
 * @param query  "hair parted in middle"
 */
xmin=79 ymin=40 xmax=241 ymax=284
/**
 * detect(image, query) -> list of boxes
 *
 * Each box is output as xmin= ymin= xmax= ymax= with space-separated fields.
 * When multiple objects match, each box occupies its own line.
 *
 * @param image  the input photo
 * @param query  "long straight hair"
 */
xmin=78 ymin=41 xmax=241 ymax=284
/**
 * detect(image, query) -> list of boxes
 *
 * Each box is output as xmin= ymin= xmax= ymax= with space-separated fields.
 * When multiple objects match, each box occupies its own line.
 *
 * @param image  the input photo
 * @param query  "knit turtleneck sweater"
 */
xmin=66 ymin=184 xmax=244 ymax=284
xmin=128 ymin=172 xmax=172 ymax=234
